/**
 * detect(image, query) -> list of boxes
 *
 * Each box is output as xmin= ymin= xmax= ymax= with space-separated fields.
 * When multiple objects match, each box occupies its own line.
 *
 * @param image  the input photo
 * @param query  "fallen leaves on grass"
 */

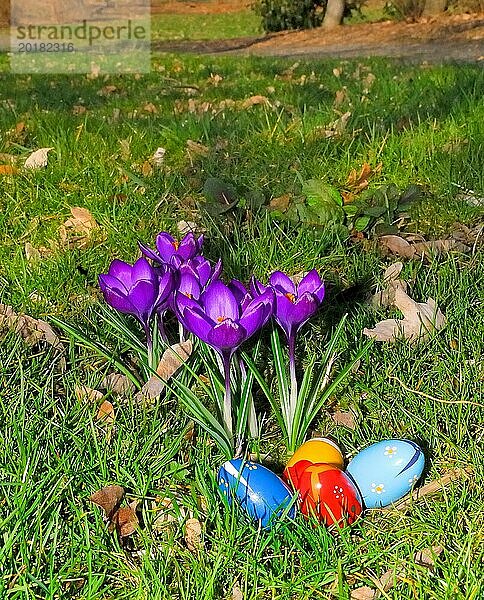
xmin=363 ymin=286 xmax=446 ymax=343
xmin=24 ymin=147 xmax=53 ymax=169
xmin=0 ymin=303 xmax=65 ymax=360
xmin=102 ymin=373 xmax=136 ymax=396
xmin=351 ymin=545 xmax=443 ymax=599
xmin=75 ymin=385 xmax=104 ymax=403
xmin=232 ymin=583 xmax=244 ymax=600
xmin=241 ymin=95 xmax=270 ymax=109
xmin=59 ymin=207 xmax=104 ymax=250
xmin=371 ymin=262 xmax=408 ymax=308
xmin=177 ymin=220 xmax=206 ymax=236
xmin=186 ymin=139 xmax=210 ymax=160
xmin=135 ymin=340 xmax=192 ymax=402
xmin=379 ymin=234 xmax=469 ymax=260
xmin=321 ymin=111 xmax=352 ymax=139
xmin=184 ymin=517 xmax=203 ymax=552
xmin=152 ymin=147 xmax=166 ymax=166
xmin=331 ymin=410 xmax=357 ymax=430
xmin=343 ymin=162 xmax=382 ymax=203
xmin=96 ymin=399 xmax=115 ymax=424
xmin=89 ymin=485 xmax=139 ymax=538
xmin=0 ymin=164 xmax=19 ymax=175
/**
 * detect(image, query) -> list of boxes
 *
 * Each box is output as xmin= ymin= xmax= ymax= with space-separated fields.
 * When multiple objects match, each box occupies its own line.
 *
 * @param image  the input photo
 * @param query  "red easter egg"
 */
xmin=283 ymin=459 xmax=312 ymax=490
xmin=296 ymin=463 xmax=363 ymax=527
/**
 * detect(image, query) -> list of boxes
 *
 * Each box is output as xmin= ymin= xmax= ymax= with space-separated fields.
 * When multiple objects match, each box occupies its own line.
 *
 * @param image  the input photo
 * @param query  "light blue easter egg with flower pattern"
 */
xmin=346 ymin=439 xmax=425 ymax=509
xmin=217 ymin=459 xmax=296 ymax=529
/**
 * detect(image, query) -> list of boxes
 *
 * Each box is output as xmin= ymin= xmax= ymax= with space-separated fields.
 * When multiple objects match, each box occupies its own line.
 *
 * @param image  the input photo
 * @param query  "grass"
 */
xmin=151 ymin=11 xmax=261 ymax=41
xmin=0 ymin=49 xmax=483 ymax=599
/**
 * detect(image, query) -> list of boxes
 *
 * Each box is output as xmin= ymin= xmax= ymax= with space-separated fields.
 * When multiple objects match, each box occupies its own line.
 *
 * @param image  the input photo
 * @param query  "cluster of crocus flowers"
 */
xmin=99 ymin=231 xmax=326 ymax=453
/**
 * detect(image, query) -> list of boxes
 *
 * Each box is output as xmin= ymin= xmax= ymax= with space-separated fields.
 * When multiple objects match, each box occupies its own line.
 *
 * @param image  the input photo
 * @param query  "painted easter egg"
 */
xmin=283 ymin=438 xmax=344 ymax=489
xmin=346 ymin=439 xmax=425 ymax=509
xmin=217 ymin=459 xmax=296 ymax=529
xmin=296 ymin=463 xmax=363 ymax=527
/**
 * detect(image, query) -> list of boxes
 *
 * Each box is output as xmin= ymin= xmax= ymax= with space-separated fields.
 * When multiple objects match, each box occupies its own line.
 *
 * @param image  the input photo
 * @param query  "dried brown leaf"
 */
xmin=383 ymin=262 xmax=404 ymax=282
xmin=102 ymin=373 xmax=136 ymax=396
xmin=24 ymin=147 xmax=53 ymax=169
xmin=184 ymin=517 xmax=202 ymax=552
xmin=72 ymin=104 xmax=87 ymax=115
xmin=269 ymin=194 xmax=291 ymax=212
xmin=157 ymin=340 xmax=193 ymax=381
xmin=351 ymin=587 xmax=375 ymax=600
xmin=241 ymin=95 xmax=270 ymax=109
xmin=113 ymin=501 xmax=139 ymax=537
xmin=379 ymin=235 xmax=416 ymax=259
xmin=364 ymin=287 xmax=446 ymax=343
xmin=0 ymin=304 xmax=65 ymax=358
xmin=414 ymin=545 xmax=444 ymax=569
xmin=143 ymin=102 xmax=158 ymax=114
xmin=152 ymin=147 xmax=166 ymax=166
xmin=177 ymin=220 xmax=205 ymax=236
xmin=321 ymin=111 xmax=352 ymax=139
xmin=0 ymin=164 xmax=19 ymax=175
xmin=232 ymin=583 xmax=244 ymax=600
xmin=89 ymin=484 xmax=124 ymax=519
xmin=59 ymin=207 xmax=101 ymax=249
xmin=345 ymin=162 xmax=382 ymax=194
xmin=412 ymin=238 xmax=469 ymax=258
xmin=141 ymin=161 xmax=153 ymax=177
xmin=331 ymin=410 xmax=357 ymax=430
xmin=75 ymin=385 xmax=104 ymax=403
xmin=25 ymin=242 xmax=41 ymax=265
xmin=96 ymin=400 xmax=115 ymax=424
xmin=186 ymin=139 xmax=209 ymax=158
xmin=135 ymin=341 xmax=193 ymax=402
xmin=334 ymin=88 xmax=348 ymax=107
xmin=97 ymin=85 xmax=117 ymax=96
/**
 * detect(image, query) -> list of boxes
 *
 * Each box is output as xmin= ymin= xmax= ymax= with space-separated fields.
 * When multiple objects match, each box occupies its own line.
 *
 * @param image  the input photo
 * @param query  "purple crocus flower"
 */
xmin=178 ymin=256 xmax=222 ymax=289
xmin=99 ymin=257 xmax=173 ymax=358
xmin=176 ymin=279 xmax=273 ymax=436
xmin=139 ymin=232 xmax=204 ymax=268
xmin=253 ymin=270 xmax=325 ymax=420
xmin=267 ymin=270 xmax=325 ymax=345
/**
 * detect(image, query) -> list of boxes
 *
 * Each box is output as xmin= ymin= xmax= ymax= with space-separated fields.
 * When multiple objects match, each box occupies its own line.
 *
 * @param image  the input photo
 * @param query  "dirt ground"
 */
xmin=152 ymin=2 xmax=484 ymax=63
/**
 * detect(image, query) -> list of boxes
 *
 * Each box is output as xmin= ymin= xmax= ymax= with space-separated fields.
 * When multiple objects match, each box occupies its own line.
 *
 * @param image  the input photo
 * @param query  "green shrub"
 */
xmin=252 ymin=0 xmax=326 ymax=33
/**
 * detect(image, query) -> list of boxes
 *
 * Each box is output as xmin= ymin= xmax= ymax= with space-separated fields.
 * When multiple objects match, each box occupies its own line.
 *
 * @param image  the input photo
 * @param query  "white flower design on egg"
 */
xmin=333 ymin=485 xmax=344 ymax=500
xmin=371 ymin=482 xmax=385 ymax=494
xmin=384 ymin=446 xmax=397 ymax=457
xmin=247 ymin=463 xmax=258 ymax=470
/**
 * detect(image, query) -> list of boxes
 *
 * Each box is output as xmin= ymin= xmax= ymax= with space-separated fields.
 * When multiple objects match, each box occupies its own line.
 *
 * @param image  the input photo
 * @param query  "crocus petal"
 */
xmin=138 ymin=241 xmax=163 ymax=264
xmin=107 ymin=259 xmax=134 ymax=287
xmin=177 ymin=233 xmax=197 ymax=261
xmin=178 ymin=272 xmax=201 ymax=300
xmin=250 ymin=276 xmax=268 ymax=296
xmin=132 ymin=256 xmax=156 ymax=283
xmin=207 ymin=319 xmax=245 ymax=352
xmin=183 ymin=305 xmax=213 ymax=344
xmin=298 ymin=269 xmax=325 ymax=302
xmin=202 ymin=280 xmax=239 ymax=322
xmin=102 ymin=287 xmax=138 ymax=316
xmin=157 ymin=271 xmax=175 ymax=307
xmin=239 ymin=302 xmax=266 ymax=338
xmin=155 ymin=232 xmax=178 ymax=262
xmin=289 ymin=292 xmax=319 ymax=328
xmin=273 ymin=291 xmax=296 ymax=336
xmin=129 ymin=280 xmax=157 ymax=318
xmin=269 ymin=271 xmax=296 ymax=295
xmin=228 ymin=279 xmax=250 ymax=305
xmin=210 ymin=258 xmax=223 ymax=285
xmin=99 ymin=273 xmax=129 ymax=295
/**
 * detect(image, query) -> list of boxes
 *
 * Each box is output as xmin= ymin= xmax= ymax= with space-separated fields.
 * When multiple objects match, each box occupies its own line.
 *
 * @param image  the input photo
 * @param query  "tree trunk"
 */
xmin=322 ymin=0 xmax=345 ymax=29
xmin=422 ymin=0 xmax=447 ymax=15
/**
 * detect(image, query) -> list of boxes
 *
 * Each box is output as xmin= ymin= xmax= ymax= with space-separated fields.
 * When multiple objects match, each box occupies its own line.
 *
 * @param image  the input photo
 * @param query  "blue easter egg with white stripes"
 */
xmin=217 ymin=459 xmax=296 ymax=529
xmin=346 ymin=439 xmax=425 ymax=509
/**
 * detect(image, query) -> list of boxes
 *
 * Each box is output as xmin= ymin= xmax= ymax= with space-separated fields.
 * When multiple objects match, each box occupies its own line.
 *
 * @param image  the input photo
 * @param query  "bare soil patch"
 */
xmin=153 ymin=12 xmax=484 ymax=62
xmin=152 ymin=0 xmax=250 ymax=14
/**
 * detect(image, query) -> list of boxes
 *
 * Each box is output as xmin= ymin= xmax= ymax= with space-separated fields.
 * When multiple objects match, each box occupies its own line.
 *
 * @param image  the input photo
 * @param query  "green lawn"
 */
xmin=151 ymin=11 xmax=261 ymax=41
xmin=0 ymin=51 xmax=483 ymax=599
